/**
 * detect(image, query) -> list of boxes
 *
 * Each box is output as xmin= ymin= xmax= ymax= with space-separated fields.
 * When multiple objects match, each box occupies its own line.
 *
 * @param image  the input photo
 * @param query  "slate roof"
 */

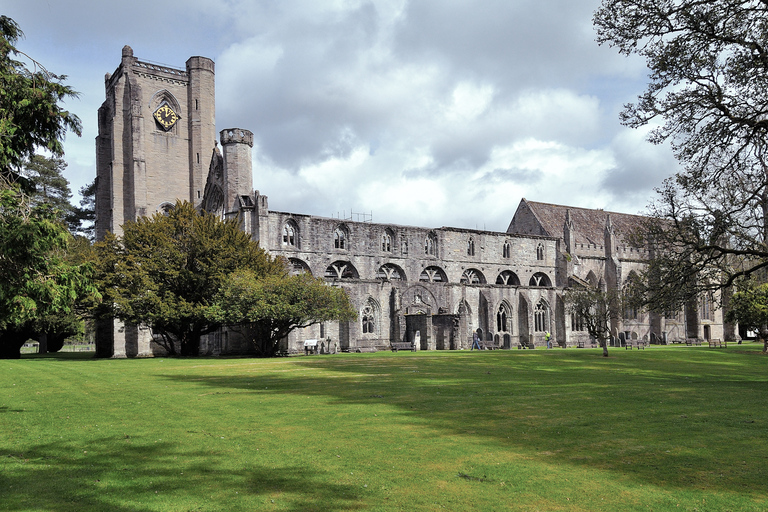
xmin=512 ymin=199 xmax=648 ymax=247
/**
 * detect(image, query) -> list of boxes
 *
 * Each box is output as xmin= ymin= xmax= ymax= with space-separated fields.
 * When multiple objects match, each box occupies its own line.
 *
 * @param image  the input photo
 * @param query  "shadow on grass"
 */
xmin=1 ymin=437 xmax=365 ymax=512
xmin=159 ymin=349 xmax=768 ymax=498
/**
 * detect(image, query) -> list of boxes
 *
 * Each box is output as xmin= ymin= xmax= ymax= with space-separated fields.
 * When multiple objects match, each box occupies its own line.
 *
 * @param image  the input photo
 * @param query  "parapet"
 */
xmin=220 ymin=128 xmax=254 ymax=147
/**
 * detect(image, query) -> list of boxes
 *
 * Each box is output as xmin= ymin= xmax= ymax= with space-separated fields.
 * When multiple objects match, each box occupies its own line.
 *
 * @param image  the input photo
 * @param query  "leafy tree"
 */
xmin=725 ymin=282 xmax=768 ymax=352
xmin=0 ymin=16 xmax=81 ymax=191
xmin=0 ymin=187 xmax=99 ymax=358
xmin=94 ymin=200 xmax=285 ymax=356
xmin=564 ymin=285 xmax=623 ymax=357
xmin=217 ymin=270 xmax=357 ymax=357
xmin=594 ymin=1 xmax=768 ymax=313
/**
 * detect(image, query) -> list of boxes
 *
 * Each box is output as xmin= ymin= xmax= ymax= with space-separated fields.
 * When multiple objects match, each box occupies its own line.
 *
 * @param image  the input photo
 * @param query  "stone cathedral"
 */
xmin=94 ymin=47 xmax=727 ymax=357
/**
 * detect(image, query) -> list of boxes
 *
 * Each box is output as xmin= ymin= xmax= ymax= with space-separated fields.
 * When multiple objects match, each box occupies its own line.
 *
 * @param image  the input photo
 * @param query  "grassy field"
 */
xmin=1 ymin=344 xmax=767 ymax=511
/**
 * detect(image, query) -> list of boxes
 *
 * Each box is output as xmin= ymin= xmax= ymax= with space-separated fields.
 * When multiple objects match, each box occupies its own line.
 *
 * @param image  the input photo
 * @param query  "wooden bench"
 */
xmin=478 ymin=340 xmax=500 ymax=350
xmin=625 ymin=340 xmax=647 ymax=350
xmin=577 ymin=340 xmax=597 ymax=348
xmin=707 ymin=339 xmax=727 ymax=348
xmin=390 ymin=341 xmax=416 ymax=352
xmin=685 ymin=338 xmax=703 ymax=346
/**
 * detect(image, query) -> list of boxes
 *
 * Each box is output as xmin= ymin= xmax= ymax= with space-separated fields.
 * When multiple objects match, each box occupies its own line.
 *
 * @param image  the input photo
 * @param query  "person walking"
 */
xmin=472 ymin=331 xmax=482 ymax=350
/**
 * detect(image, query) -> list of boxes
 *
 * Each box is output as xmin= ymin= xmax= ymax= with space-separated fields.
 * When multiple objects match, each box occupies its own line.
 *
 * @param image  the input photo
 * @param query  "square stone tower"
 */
xmin=94 ymin=47 xmax=216 ymax=357
xmin=95 ymin=46 xmax=216 ymax=239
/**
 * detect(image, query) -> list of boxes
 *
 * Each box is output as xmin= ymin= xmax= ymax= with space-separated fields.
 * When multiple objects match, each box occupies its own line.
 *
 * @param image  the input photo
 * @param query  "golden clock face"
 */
xmin=153 ymin=104 xmax=179 ymax=131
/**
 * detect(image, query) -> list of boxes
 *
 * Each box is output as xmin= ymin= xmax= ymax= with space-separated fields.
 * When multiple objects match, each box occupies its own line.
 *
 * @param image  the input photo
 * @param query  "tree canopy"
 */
xmin=0 ymin=16 xmax=81 ymax=191
xmin=0 ymin=16 xmax=94 ymax=358
xmin=94 ymin=201 xmax=285 ymax=356
xmin=0 ymin=187 xmax=99 ymax=358
xmin=217 ymin=270 xmax=357 ymax=357
xmin=725 ymin=282 xmax=768 ymax=351
xmin=594 ymin=1 xmax=768 ymax=312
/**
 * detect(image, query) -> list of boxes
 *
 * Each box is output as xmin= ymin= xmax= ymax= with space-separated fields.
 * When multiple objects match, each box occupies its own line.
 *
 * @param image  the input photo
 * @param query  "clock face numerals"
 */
xmin=153 ymin=104 xmax=179 ymax=131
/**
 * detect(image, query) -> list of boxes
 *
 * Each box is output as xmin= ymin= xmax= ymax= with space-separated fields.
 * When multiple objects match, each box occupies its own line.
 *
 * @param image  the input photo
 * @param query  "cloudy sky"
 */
xmin=5 ymin=0 xmax=676 ymax=231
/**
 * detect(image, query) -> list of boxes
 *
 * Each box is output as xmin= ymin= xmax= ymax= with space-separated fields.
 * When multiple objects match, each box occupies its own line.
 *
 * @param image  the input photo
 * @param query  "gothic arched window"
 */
xmin=503 ymin=241 xmax=511 ymax=259
xmin=536 ymin=243 xmax=544 ymax=260
xmin=361 ymin=299 xmax=378 ymax=334
xmin=467 ymin=237 xmax=475 ymax=256
xmin=334 ymin=226 xmax=348 ymax=250
xmin=381 ymin=231 xmax=393 ymax=252
xmin=282 ymin=222 xmax=298 ymax=247
xmin=497 ymin=303 xmax=511 ymax=333
xmin=534 ymin=301 xmax=549 ymax=332
xmin=425 ymin=233 xmax=437 ymax=256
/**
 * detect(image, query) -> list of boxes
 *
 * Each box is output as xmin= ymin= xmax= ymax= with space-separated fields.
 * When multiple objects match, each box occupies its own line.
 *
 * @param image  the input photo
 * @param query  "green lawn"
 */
xmin=1 ymin=344 xmax=766 ymax=511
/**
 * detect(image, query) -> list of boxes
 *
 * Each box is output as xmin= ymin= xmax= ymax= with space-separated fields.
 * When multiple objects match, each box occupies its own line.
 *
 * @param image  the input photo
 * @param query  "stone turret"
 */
xmin=220 ymin=128 xmax=254 ymax=214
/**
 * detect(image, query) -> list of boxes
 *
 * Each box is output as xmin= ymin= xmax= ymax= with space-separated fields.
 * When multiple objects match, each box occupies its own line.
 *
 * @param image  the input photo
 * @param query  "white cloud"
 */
xmin=6 ymin=0 xmax=669 ymax=225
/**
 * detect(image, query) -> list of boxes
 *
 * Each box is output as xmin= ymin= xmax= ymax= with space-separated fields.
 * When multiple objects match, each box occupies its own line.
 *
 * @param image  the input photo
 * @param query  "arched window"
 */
xmin=419 ymin=266 xmax=447 ymax=283
xmin=623 ymin=271 xmax=642 ymax=320
xmin=282 ymin=222 xmax=298 ymax=247
xmin=529 ymin=272 xmax=552 ymax=287
xmin=496 ymin=270 xmax=521 ymax=286
xmin=288 ymin=258 xmax=311 ymax=276
xmin=361 ymin=300 xmax=377 ymax=334
xmin=460 ymin=268 xmax=486 ymax=284
xmin=467 ymin=237 xmax=475 ymax=256
xmin=534 ymin=301 xmax=549 ymax=332
xmin=376 ymin=263 xmax=404 ymax=281
xmin=536 ymin=242 xmax=544 ymax=260
xmin=381 ymin=230 xmax=393 ymax=252
xmin=401 ymin=239 xmax=408 ymax=255
xmin=324 ymin=261 xmax=359 ymax=279
xmin=503 ymin=241 xmax=511 ymax=259
xmin=333 ymin=226 xmax=348 ymax=250
xmin=497 ymin=303 xmax=511 ymax=333
xmin=425 ymin=232 xmax=437 ymax=256
xmin=571 ymin=312 xmax=586 ymax=331
xmin=700 ymin=293 xmax=713 ymax=320
xmin=150 ymin=91 xmax=182 ymax=133
xmin=158 ymin=202 xmax=174 ymax=216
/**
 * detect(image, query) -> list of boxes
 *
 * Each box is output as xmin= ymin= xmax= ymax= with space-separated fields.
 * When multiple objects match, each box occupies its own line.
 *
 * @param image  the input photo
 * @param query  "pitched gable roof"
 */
xmin=508 ymin=199 xmax=647 ymax=246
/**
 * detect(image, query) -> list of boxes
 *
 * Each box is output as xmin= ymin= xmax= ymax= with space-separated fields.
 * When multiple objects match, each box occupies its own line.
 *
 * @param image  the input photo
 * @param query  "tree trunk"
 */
xmin=598 ymin=335 xmax=609 ymax=357
xmin=46 ymin=332 xmax=66 ymax=352
xmin=0 ymin=329 xmax=32 ymax=359
xmin=179 ymin=331 xmax=201 ymax=357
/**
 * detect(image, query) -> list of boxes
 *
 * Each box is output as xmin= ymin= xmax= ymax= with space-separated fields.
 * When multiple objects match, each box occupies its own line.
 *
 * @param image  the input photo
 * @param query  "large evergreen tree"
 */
xmin=0 ymin=16 xmax=81 ymax=191
xmin=94 ymin=201 xmax=286 ymax=356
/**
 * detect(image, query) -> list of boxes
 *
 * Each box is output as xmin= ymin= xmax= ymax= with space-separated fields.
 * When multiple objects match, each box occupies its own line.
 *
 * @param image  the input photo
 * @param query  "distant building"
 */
xmin=95 ymin=48 xmax=727 ymax=357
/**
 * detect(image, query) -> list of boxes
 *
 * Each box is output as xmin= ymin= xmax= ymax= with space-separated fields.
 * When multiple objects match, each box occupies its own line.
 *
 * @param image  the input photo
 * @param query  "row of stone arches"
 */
xmin=290 ymin=258 xmax=552 ymax=287
xmin=281 ymin=220 xmax=548 ymax=261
